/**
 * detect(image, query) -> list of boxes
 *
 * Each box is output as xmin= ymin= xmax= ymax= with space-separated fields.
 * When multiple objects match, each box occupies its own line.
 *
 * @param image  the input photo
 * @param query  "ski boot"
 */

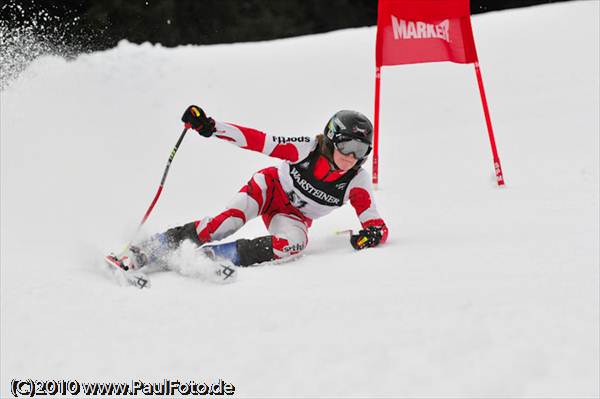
xmin=126 ymin=222 xmax=204 ymax=270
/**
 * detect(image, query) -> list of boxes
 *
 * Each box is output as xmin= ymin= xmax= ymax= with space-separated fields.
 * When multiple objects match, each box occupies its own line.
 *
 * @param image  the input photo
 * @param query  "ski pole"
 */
xmin=138 ymin=127 xmax=189 ymax=228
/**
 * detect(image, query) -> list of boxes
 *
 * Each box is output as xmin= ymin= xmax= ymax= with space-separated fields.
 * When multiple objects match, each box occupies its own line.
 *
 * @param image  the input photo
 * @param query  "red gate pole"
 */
xmin=373 ymin=66 xmax=382 ymax=188
xmin=474 ymin=61 xmax=505 ymax=186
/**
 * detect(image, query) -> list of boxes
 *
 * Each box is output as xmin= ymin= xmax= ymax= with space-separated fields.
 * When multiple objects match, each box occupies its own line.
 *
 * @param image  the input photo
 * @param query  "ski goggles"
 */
xmin=334 ymin=138 xmax=371 ymax=159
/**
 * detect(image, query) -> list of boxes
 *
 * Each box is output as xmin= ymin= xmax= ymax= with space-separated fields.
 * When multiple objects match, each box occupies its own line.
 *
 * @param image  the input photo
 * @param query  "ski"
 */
xmin=195 ymin=246 xmax=238 ymax=283
xmin=104 ymin=254 xmax=151 ymax=289
xmin=210 ymin=262 xmax=237 ymax=283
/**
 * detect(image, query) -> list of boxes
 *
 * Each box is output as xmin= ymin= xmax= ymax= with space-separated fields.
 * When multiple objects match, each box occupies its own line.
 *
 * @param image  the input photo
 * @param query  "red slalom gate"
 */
xmin=373 ymin=0 xmax=505 ymax=187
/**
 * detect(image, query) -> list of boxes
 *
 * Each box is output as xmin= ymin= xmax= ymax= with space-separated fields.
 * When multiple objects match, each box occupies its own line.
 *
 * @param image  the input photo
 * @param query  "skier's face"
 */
xmin=333 ymin=148 xmax=358 ymax=171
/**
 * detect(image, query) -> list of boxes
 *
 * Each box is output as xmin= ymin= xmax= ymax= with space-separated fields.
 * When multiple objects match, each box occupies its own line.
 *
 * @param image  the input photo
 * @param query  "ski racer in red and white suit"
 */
xmin=133 ymin=106 xmax=388 ymax=268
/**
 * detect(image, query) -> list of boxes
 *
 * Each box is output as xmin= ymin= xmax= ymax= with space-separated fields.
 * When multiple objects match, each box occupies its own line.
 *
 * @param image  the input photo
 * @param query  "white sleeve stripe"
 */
xmin=214 ymin=122 xmax=247 ymax=148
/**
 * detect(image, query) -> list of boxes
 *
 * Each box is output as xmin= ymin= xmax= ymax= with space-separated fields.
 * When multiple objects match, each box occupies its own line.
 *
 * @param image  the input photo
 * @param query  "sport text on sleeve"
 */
xmin=213 ymin=121 xmax=315 ymax=163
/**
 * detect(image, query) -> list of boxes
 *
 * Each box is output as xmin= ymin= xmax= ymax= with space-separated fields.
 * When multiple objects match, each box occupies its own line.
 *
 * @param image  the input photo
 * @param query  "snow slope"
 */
xmin=1 ymin=2 xmax=598 ymax=397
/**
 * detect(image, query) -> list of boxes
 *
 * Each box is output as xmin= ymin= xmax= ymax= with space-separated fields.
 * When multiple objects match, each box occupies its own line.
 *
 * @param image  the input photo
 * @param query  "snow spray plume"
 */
xmin=0 ymin=0 xmax=108 ymax=91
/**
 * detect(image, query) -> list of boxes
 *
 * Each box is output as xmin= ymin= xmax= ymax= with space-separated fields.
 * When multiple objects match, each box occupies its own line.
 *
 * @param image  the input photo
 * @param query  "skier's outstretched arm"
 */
xmin=181 ymin=105 xmax=315 ymax=163
xmin=345 ymin=170 xmax=389 ymax=250
xmin=213 ymin=121 xmax=316 ymax=163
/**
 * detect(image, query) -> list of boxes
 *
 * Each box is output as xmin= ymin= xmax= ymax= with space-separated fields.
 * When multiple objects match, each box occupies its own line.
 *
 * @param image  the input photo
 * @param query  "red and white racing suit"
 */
xmin=194 ymin=121 xmax=389 ymax=260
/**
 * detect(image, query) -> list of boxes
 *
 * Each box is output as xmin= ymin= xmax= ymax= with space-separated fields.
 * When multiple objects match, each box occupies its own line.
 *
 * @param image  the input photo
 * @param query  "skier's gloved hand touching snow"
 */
xmin=181 ymin=105 xmax=216 ymax=137
xmin=350 ymin=226 xmax=383 ymax=250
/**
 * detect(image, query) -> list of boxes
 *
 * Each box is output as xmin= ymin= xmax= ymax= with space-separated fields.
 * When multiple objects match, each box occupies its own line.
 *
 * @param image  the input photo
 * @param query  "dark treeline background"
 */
xmin=1 ymin=0 xmax=574 ymax=51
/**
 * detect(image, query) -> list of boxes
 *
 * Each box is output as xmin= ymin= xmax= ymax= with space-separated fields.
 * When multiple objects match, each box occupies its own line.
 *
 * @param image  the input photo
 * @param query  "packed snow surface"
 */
xmin=1 ymin=2 xmax=598 ymax=397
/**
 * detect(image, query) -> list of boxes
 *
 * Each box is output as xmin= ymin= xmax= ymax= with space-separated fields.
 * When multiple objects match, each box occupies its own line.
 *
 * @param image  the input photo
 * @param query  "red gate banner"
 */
xmin=376 ymin=0 xmax=479 ymax=66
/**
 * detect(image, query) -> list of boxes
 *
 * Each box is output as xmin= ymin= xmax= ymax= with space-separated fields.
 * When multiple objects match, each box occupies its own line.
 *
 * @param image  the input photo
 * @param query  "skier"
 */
xmin=125 ymin=105 xmax=389 ymax=269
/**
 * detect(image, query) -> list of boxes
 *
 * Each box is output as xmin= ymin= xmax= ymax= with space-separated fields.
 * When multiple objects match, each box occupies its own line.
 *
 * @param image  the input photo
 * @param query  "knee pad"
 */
xmin=272 ymin=233 xmax=307 ymax=259
xmin=236 ymin=236 xmax=275 ymax=266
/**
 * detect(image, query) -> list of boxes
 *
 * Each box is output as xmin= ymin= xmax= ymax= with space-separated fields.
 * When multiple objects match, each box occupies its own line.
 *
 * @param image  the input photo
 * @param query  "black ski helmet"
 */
xmin=323 ymin=110 xmax=374 ymax=167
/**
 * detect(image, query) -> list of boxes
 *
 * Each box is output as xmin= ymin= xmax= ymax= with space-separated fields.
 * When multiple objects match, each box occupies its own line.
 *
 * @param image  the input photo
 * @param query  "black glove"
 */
xmin=181 ymin=105 xmax=216 ymax=137
xmin=350 ymin=226 xmax=383 ymax=250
